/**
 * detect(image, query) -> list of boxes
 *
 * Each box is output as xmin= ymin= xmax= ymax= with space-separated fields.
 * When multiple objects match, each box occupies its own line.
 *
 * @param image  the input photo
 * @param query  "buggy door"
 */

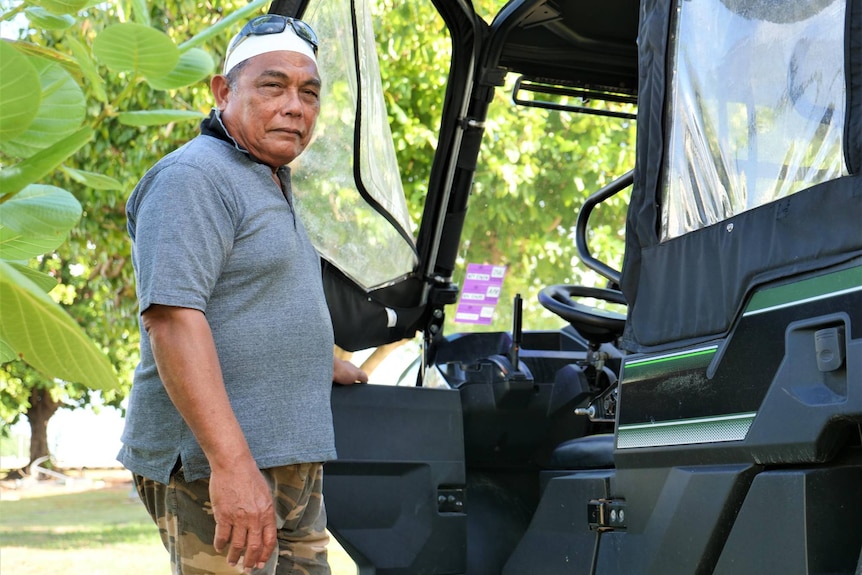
xmin=326 ymin=385 xmax=466 ymax=574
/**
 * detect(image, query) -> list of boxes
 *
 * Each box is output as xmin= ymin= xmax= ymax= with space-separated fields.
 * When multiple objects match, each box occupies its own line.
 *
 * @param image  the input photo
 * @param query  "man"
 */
xmin=119 ymin=15 xmax=367 ymax=575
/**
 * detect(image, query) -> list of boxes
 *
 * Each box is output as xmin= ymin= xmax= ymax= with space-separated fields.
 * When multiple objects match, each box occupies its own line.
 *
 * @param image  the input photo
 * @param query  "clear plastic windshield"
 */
xmin=290 ymin=0 xmax=418 ymax=289
xmin=661 ymin=0 xmax=847 ymax=241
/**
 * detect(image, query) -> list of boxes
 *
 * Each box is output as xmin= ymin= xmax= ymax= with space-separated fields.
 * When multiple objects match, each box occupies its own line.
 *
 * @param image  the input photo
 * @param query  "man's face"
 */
xmin=214 ymin=50 xmax=321 ymax=169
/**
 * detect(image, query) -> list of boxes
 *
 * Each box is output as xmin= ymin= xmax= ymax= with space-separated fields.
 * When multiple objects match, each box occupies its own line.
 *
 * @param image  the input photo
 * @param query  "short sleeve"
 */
xmin=130 ymin=162 xmax=236 ymax=314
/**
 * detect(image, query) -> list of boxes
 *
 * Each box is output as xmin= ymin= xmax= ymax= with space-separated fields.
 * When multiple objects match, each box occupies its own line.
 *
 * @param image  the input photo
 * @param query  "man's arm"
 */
xmin=142 ymin=304 xmax=276 ymax=573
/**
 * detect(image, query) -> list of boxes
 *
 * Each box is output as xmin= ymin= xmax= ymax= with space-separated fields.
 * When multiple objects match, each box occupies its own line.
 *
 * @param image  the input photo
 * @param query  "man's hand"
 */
xmin=333 ymin=357 xmax=368 ymax=385
xmin=210 ymin=463 xmax=278 ymax=573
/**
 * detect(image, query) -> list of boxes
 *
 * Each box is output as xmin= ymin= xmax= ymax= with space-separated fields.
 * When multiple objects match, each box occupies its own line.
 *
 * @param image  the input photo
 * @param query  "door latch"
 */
xmin=437 ymin=488 xmax=465 ymax=513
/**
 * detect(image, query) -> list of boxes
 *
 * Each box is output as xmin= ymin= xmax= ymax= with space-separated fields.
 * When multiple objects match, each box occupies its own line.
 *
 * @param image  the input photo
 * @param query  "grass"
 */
xmin=0 ymin=472 xmax=357 ymax=575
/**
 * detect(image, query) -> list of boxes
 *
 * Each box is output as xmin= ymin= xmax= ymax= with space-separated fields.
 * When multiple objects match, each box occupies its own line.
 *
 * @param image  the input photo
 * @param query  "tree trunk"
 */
xmin=27 ymin=388 xmax=59 ymax=470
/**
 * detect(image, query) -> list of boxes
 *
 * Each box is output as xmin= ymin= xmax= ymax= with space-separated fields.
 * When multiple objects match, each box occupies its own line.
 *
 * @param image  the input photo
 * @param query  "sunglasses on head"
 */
xmin=228 ymin=14 xmax=319 ymax=56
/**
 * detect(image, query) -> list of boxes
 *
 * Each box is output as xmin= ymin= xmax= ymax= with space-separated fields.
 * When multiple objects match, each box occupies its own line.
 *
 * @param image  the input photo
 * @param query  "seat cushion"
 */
xmin=545 ymin=433 xmax=615 ymax=469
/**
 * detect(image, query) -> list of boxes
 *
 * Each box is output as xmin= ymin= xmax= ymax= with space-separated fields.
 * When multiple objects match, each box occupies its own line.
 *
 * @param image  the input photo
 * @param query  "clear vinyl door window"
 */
xmin=661 ymin=0 xmax=847 ymax=241
xmin=291 ymin=0 xmax=418 ymax=289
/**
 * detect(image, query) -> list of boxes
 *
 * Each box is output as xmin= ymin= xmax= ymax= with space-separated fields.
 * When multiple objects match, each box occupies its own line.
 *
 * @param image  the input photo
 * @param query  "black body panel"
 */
xmin=713 ymin=460 xmax=862 ymax=575
xmin=503 ymin=471 xmax=612 ymax=575
xmin=620 ymin=268 xmax=862 ymax=426
xmin=598 ymin=465 xmax=757 ymax=575
xmin=325 ymin=385 xmax=467 ymax=574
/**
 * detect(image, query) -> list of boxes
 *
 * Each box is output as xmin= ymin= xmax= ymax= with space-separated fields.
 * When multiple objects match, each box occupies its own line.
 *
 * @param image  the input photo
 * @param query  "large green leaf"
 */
xmin=92 ymin=23 xmax=179 ymax=77
xmin=0 ymin=228 xmax=68 ymax=260
xmin=26 ymin=0 xmax=90 ymax=15
xmin=0 ymin=184 xmax=82 ymax=236
xmin=129 ymin=0 xmax=150 ymax=26
xmin=0 ymin=126 xmax=93 ymax=197
xmin=0 ymin=338 xmax=15 ymax=363
xmin=65 ymin=36 xmax=107 ymax=103
xmin=0 ymin=184 xmax=82 ymax=259
xmin=0 ymin=56 xmax=86 ymax=158
xmin=61 ymin=166 xmax=123 ymax=190
xmin=117 ymin=109 xmax=207 ymax=126
xmin=178 ymin=0 xmax=268 ymax=52
xmin=8 ymin=40 xmax=81 ymax=80
xmin=146 ymin=47 xmax=214 ymax=90
xmin=24 ymin=6 xmax=76 ymax=29
xmin=7 ymin=262 xmax=58 ymax=293
xmin=0 ymin=261 xmax=118 ymax=390
xmin=0 ymin=41 xmax=42 ymax=141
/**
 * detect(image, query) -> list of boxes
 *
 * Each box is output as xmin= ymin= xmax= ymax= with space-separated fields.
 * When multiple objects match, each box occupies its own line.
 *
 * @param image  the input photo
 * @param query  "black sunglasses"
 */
xmin=228 ymin=14 xmax=319 ymax=56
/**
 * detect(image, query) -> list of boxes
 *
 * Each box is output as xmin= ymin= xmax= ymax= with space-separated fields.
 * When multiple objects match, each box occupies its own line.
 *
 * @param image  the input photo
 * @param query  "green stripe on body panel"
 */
xmin=744 ymin=265 xmax=862 ymax=316
xmin=622 ymin=346 xmax=718 ymax=382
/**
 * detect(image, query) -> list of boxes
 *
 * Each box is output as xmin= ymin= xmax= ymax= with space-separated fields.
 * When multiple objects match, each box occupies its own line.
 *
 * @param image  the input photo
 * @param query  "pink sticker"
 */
xmin=455 ymin=263 xmax=507 ymax=324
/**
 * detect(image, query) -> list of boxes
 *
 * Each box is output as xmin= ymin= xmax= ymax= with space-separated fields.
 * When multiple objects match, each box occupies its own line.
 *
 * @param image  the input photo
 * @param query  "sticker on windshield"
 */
xmin=455 ymin=263 xmax=507 ymax=324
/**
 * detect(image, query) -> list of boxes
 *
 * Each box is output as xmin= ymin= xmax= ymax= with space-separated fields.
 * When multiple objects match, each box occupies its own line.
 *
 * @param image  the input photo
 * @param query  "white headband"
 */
xmin=223 ymin=24 xmax=317 ymax=75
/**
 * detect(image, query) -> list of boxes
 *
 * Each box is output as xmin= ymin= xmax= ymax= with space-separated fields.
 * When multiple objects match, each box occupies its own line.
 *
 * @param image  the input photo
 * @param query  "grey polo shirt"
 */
xmin=119 ymin=133 xmax=336 ymax=484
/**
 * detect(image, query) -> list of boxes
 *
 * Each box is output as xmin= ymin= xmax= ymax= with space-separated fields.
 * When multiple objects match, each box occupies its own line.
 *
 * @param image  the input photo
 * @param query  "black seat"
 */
xmin=544 ymin=433 xmax=615 ymax=469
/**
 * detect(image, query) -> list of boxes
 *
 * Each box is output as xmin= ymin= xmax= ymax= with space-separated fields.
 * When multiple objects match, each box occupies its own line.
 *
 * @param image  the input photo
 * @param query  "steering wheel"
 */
xmin=538 ymin=285 xmax=627 ymax=343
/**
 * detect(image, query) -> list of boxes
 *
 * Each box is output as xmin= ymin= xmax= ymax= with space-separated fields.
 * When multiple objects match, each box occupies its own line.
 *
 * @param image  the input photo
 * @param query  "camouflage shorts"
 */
xmin=133 ymin=462 xmax=331 ymax=575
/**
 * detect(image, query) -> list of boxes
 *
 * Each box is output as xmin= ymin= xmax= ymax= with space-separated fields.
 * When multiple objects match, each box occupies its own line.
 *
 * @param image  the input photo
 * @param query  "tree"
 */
xmin=0 ymin=0 xmax=267 ymax=470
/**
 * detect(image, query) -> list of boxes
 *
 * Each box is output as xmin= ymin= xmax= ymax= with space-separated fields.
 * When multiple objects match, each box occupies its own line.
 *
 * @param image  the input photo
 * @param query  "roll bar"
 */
xmin=575 ymin=170 xmax=634 ymax=286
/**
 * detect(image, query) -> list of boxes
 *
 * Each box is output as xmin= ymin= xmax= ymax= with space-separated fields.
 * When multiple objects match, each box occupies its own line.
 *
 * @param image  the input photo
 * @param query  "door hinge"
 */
xmin=588 ymin=498 xmax=626 ymax=531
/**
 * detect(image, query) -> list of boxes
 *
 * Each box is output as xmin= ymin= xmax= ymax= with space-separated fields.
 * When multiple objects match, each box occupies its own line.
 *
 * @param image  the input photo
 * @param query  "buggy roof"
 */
xmin=486 ymin=0 xmax=640 ymax=93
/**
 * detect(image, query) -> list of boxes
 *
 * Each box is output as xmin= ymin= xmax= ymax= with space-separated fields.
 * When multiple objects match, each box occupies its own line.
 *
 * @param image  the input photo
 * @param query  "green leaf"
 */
xmin=0 ymin=261 xmax=118 ymax=390
xmin=0 ymin=56 xmax=86 ymax=159
xmin=0 ymin=184 xmax=82 ymax=236
xmin=177 ymin=0 xmax=268 ymax=52
xmin=0 ymin=41 xmax=42 ymax=141
xmin=117 ymin=109 xmax=206 ymax=126
xmin=24 ymin=6 xmax=76 ymax=29
xmin=92 ymin=23 xmax=179 ymax=77
xmin=65 ymin=36 xmax=107 ymax=103
xmin=8 ymin=262 xmax=58 ymax=293
xmin=146 ymin=47 xmax=214 ymax=90
xmin=7 ymin=41 xmax=81 ymax=80
xmin=129 ymin=0 xmax=150 ymax=26
xmin=26 ymin=0 xmax=90 ymax=16
xmin=0 ymin=338 xmax=15 ymax=363
xmin=0 ymin=228 xmax=68 ymax=260
xmin=0 ymin=126 xmax=93 ymax=197
xmin=61 ymin=166 xmax=124 ymax=191
xmin=0 ymin=184 xmax=82 ymax=259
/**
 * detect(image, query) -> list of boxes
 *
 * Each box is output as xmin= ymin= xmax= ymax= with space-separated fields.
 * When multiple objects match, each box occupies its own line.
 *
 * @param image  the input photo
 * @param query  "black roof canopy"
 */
xmin=487 ymin=0 xmax=640 ymax=92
